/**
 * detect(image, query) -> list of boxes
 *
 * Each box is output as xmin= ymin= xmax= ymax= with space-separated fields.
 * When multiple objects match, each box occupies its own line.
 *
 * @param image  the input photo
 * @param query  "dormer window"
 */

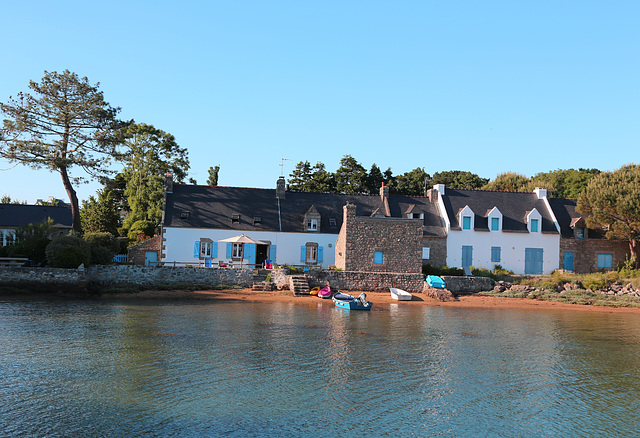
xmin=180 ymin=212 xmax=190 ymax=219
xmin=329 ymin=218 xmax=337 ymax=227
xmin=253 ymin=216 xmax=262 ymax=225
xmin=487 ymin=207 xmax=503 ymax=232
xmin=307 ymin=219 xmax=318 ymax=231
xmin=575 ymin=227 xmax=585 ymax=239
xmin=491 ymin=217 xmax=500 ymax=231
xmin=304 ymin=205 xmax=321 ymax=232
xmin=231 ymin=214 xmax=240 ymax=224
xmin=459 ymin=205 xmax=475 ymax=231
xmin=411 ymin=213 xmax=424 ymax=219
xmin=462 ymin=216 xmax=472 ymax=230
xmin=530 ymin=219 xmax=539 ymax=233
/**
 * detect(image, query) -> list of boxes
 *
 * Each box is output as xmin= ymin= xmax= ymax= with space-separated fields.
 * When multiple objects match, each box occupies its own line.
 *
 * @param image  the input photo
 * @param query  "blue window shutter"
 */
xmin=212 ymin=242 xmax=218 ymax=258
xmin=531 ymin=219 xmax=539 ymax=232
xmin=300 ymin=246 xmax=306 ymax=263
xmin=269 ymin=245 xmax=277 ymax=263
xmin=318 ymin=246 xmax=323 ymax=264
xmin=491 ymin=217 xmax=500 ymax=231
xmin=463 ymin=216 xmax=471 ymax=230
xmin=246 ymin=244 xmax=256 ymax=266
xmin=194 ymin=241 xmax=200 ymax=258
xmin=226 ymin=242 xmax=233 ymax=258
xmin=374 ymin=251 xmax=383 ymax=264
xmin=491 ymin=246 xmax=501 ymax=262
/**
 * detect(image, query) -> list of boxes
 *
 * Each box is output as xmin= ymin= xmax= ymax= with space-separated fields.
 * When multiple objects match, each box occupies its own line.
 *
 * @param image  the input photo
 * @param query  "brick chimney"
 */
xmin=379 ymin=182 xmax=391 ymax=217
xmin=276 ymin=176 xmax=286 ymax=199
xmin=343 ymin=202 xmax=357 ymax=222
xmin=164 ymin=172 xmax=173 ymax=193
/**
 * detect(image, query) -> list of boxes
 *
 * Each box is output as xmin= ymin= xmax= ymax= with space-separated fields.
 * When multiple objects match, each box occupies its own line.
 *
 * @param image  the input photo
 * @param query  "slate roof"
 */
xmin=162 ymin=184 xmax=446 ymax=237
xmin=441 ymin=189 xmax=558 ymax=234
xmin=0 ymin=204 xmax=73 ymax=228
xmin=548 ymin=198 xmax=604 ymax=239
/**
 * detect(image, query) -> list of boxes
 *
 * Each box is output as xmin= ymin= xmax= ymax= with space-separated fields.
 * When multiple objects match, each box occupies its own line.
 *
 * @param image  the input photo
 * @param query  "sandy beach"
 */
xmin=103 ymin=288 xmax=640 ymax=314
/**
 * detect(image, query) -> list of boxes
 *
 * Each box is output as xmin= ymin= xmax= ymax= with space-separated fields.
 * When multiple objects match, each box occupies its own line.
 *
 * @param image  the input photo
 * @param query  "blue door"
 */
xmin=461 ymin=246 xmax=473 ymax=267
xmin=145 ymin=251 xmax=158 ymax=266
xmin=564 ymin=252 xmax=574 ymax=272
xmin=525 ymin=248 xmax=544 ymax=275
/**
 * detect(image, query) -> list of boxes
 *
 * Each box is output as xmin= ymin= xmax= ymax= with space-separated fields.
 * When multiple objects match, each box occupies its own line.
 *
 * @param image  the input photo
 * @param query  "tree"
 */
xmin=335 ymin=155 xmax=368 ymax=194
xmin=288 ymin=161 xmax=335 ymax=193
xmin=432 ymin=170 xmax=488 ymax=189
xmin=391 ymin=167 xmax=430 ymax=195
xmin=0 ymin=195 xmax=26 ymax=204
xmin=482 ymin=172 xmax=530 ymax=192
xmin=526 ymin=168 xmax=600 ymax=198
xmin=577 ymin=164 xmax=640 ymax=267
xmin=0 ymin=70 xmax=123 ymax=232
xmin=80 ymin=188 xmax=121 ymax=235
xmin=366 ymin=163 xmax=385 ymax=194
xmin=207 ymin=165 xmax=220 ymax=186
xmin=119 ymin=122 xmax=189 ymax=232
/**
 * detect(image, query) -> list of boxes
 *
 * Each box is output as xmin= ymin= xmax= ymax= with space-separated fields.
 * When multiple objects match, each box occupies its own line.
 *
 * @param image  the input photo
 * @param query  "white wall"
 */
xmin=162 ymin=227 xmax=338 ymax=268
xmin=446 ymin=229 xmax=560 ymax=275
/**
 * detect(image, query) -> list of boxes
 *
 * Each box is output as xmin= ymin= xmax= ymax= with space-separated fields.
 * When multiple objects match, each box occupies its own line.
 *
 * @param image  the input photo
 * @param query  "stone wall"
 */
xmin=422 ymin=236 xmax=447 ymax=268
xmin=336 ymin=203 xmax=423 ymax=273
xmin=271 ymin=268 xmax=424 ymax=293
xmin=0 ymin=265 xmax=253 ymax=292
xmin=560 ymin=237 xmax=630 ymax=273
xmin=440 ymin=275 xmax=493 ymax=294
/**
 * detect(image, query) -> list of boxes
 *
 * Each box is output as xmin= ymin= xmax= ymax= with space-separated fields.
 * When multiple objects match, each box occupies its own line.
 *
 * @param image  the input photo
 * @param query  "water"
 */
xmin=1 ymin=298 xmax=639 ymax=437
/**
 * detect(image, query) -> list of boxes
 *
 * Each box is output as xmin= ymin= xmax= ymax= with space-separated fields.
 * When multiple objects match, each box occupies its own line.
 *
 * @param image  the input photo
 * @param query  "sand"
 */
xmin=102 ymin=288 xmax=640 ymax=314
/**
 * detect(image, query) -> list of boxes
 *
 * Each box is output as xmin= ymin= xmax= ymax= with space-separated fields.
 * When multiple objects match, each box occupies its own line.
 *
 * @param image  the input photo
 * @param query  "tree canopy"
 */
xmin=334 ymin=155 xmax=368 ymax=194
xmin=80 ymin=188 xmax=121 ymax=235
xmin=0 ymin=70 xmax=123 ymax=231
xmin=432 ymin=170 xmax=488 ymax=190
xmin=577 ymin=164 xmax=640 ymax=267
xmin=207 ymin=165 xmax=220 ymax=186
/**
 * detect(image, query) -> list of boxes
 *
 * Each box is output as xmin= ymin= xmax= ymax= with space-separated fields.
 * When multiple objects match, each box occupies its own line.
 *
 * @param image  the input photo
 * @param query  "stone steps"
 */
xmin=290 ymin=275 xmax=310 ymax=295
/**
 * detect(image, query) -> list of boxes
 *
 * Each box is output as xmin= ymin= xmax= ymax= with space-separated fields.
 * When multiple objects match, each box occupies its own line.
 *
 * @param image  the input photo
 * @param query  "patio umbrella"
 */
xmin=219 ymin=234 xmax=268 ymax=267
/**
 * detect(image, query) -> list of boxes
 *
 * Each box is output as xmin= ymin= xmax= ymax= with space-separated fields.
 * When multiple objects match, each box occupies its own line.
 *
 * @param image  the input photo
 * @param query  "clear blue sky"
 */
xmin=1 ymin=1 xmax=638 ymax=204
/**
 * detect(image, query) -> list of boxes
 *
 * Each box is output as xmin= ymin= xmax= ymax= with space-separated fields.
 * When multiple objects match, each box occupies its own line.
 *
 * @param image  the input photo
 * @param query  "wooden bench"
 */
xmin=0 ymin=257 xmax=29 ymax=266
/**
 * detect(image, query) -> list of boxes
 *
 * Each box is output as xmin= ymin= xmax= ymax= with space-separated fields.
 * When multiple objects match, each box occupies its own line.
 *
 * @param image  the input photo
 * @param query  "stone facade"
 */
xmin=560 ymin=237 xmax=630 ymax=273
xmin=335 ymin=203 xmax=423 ymax=273
xmin=440 ymin=275 xmax=493 ymax=294
xmin=422 ymin=236 xmax=446 ymax=268
xmin=128 ymin=235 xmax=161 ymax=266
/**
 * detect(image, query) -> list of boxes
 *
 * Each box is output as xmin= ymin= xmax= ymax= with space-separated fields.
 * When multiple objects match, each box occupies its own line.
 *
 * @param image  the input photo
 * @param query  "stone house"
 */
xmin=550 ymin=198 xmax=630 ymax=273
xmin=127 ymin=235 xmax=162 ymax=266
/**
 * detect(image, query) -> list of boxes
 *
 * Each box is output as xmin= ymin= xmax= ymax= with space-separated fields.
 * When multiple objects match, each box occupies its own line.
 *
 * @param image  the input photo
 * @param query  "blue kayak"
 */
xmin=426 ymin=275 xmax=446 ymax=289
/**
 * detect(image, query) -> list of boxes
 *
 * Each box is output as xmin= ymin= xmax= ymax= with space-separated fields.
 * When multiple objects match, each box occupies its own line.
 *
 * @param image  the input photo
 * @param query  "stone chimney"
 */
xmin=164 ymin=172 xmax=173 ymax=193
xmin=427 ymin=188 xmax=439 ymax=203
xmin=276 ymin=176 xmax=286 ymax=199
xmin=379 ymin=183 xmax=391 ymax=216
xmin=343 ymin=202 xmax=357 ymax=222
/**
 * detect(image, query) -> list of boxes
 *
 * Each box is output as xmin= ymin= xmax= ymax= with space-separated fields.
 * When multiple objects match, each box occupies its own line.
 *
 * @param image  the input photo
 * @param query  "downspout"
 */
xmin=277 ymin=197 xmax=282 ymax=232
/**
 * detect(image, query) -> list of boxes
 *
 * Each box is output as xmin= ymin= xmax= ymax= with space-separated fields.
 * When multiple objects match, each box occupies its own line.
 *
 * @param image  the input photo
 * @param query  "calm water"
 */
xmin=1 ymin=298 xmax=639 ymax=437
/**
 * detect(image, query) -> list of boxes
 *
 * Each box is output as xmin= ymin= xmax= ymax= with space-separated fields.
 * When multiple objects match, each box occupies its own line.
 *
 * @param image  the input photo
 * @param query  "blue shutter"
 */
xmin=226 ymin=242 xmax=233 ymax=258
xmin=564 ymin=252 xmax=574 ymax=271
xmin=462 ymin=246 xmax=473 ymax=267
xmin=245 ymin=244 xmax=256 ymax=267
xmin=318 ymin=246 xmax=323 ymax=264
xmin=212 ymin=242 xmax=218 ymax=258
xmin=374 ymin=251 xmax=383 ymax=264
xmin=269 ymin=245 xmax=277 ymax=263
xmin=491 ymin=246 xmax=501 ymax=262
xmin=194 ymin=241 xmax=200 ymax=258
xmin=300 ymin=246 xmax=306 ymax=263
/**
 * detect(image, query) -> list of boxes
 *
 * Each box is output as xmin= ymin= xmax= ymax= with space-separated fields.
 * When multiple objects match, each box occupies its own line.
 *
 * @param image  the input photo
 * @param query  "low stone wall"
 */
xmin=272 ymin=269 xmax=424 ymax=293
xmin=440 ymin=275 xmax=493 ymax=294
xmin=0 ymin=265 xmax=253 ymax=292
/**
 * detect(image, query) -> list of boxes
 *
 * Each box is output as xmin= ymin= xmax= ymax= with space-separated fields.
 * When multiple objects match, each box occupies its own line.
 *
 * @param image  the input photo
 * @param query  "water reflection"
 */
xmin=0 ymin=298 xmax=639 ymax=437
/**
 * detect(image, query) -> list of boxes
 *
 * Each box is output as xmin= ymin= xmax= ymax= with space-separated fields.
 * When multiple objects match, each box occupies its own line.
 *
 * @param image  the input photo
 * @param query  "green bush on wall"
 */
xmin=46 ymin=235 xmax=91 ymax=268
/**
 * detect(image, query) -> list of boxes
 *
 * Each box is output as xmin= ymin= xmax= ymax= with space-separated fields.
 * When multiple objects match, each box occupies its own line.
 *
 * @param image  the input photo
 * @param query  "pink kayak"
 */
xmin=317 ymin=286 xmax=332 ymax=299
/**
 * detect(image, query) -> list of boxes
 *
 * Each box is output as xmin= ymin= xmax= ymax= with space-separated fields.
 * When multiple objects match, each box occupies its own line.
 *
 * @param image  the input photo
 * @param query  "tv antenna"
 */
xmin=279 ymin=157 xmax=293 ymax=176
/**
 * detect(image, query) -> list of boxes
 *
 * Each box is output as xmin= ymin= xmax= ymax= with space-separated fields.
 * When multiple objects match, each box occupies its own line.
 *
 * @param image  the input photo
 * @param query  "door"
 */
xmin=525 ymin=248 xmax=544 ymax=275
xmin=145 ymin=251 xmax=158 ymax=266
xmin=461 ymin=246 xmax=473 ymax=267
xmin=564 ymin=252 xmax=574 ymax=272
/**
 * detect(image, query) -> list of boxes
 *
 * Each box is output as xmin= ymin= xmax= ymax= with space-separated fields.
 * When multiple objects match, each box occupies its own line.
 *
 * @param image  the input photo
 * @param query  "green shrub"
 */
xmin=581 ymin=273 xmax=609 ymax=291
xmin=422 ymin=264 xmax=464 ymax=276
xmin=127 ymin=220 xmax=156 ymax=241
xmin=83 ymin=232 xmax=120 ymax=254
xmin=91 ymin=246 xmax=115 ymax=265
xmin=46 ymin=235 xmax=91 ymax=268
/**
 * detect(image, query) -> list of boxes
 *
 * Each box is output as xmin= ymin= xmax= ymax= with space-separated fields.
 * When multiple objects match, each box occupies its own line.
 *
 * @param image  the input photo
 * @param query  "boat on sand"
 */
xmin=333 ymin=292 xmax=372 ymax=310
xmin=390 ymin=287 xmax=412 ymax=301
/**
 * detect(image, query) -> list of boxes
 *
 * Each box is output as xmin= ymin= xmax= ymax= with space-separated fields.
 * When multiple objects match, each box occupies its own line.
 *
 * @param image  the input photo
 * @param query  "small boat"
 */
xmin=317 ymin=286 xmax=332 ymax=299
xmin=310 ymin=287 xmax=321 ymax=296
xmin=390 ymin=287 xmax=412 ymax=301
xmin=426 ymin=275 xmax=446 ymax=289
xmin=333 ymin=292 xmax=372 ymax=310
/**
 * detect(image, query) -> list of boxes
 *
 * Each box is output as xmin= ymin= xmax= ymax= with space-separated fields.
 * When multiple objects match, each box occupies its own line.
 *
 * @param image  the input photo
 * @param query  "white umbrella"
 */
xmin=219 ymin=234 xmax=268 ymax=267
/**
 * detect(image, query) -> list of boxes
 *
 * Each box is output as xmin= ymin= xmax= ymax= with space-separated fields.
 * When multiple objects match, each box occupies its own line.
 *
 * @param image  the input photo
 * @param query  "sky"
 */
xmin=1 ymin=1 xmax=638 ymax=204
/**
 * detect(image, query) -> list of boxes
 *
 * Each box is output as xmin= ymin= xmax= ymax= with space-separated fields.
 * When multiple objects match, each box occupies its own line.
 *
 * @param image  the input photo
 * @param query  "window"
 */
xmin=231 ymin=214 xmax=240 ymax=224
xmin=253 ymin=216 xmax=262 ymax=225
xmin=411 ymin=213 xmax=424 ymax=219
xmin=180 ymin=212 xmax=190 ymax=219
xmin=491 ymin=217 xmax=500 ymax=231
xmin=201 ymin=241 xmax=212 ymax=257
xmin=306 ymin=245 xmax=318 ymax=263
xmin=597 ymin=254 xmax=613 ymax=269
xmin=307 ymin=218 xmax=318 ymax=231
xmin=462 ymin=216 xmax=471 ymax=230
xmin=491 ymin=246 xmax=501 ymax=262
xmin=422 ymin=247 xmax=430 ymax=259
xmin=232 ymin=243 xmax=243 ymax=259
xmin=329 ymin=218 xmax=337 ymax=227
xmin=530 ymin=218 xmax=539 ymax=233
xmin=575 ymin=227 xmax=585 ymax=239
xmin=374 ymin=251 xmax=384 ymax=264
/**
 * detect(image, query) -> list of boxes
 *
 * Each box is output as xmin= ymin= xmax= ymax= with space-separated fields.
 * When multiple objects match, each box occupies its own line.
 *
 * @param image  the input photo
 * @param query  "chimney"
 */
xmin=534 ymin=187 xmax=548 ymax=199
xmin=164 ymin=172 xmax=173 ymax=193
xmin=379 ymin=182 xmax=391 ymax=217
xmin=427 ymin=188 xmax=439 ymax=203
xmin=434 ymin=184 xmax=445 ymax=196
xmin=343 ymin=202 xmax=357 ymax=222
xmin=276 ymin=176 xmax=286 ymax=199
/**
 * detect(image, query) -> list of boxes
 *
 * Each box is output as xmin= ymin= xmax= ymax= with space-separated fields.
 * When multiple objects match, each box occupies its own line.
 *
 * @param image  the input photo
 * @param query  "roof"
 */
xmin=441 ymin=188 xmax=558 ymax=234
xmin=162 ymin=184 xmax=446 ymax=237
xmin=548 ymin=198 xmax=604 ymax=238
xmin=0 ymin=204 xmax=73 ymax=228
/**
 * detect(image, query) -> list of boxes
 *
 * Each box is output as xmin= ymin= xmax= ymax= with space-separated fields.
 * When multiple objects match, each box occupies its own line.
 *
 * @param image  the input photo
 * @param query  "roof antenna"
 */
xmin=279 ymin=157 xmax=293 ymax=176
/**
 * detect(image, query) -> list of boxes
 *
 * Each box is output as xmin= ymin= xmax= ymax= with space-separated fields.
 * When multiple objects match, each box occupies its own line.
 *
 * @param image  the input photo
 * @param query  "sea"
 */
xmin=1 ymin=297 xmax=639 ymax=437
